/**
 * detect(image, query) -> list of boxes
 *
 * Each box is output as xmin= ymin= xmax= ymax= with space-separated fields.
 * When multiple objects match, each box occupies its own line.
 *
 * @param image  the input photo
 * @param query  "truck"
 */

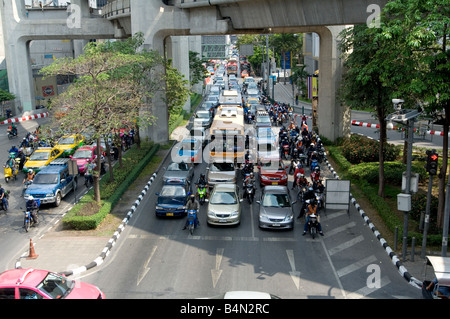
xmin=24 ymin=158 xmax=79 ymax=207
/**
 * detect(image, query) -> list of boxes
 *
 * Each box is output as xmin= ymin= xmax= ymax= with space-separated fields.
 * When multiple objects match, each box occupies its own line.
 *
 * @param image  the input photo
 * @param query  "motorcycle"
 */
xmin=276 ymin=116 xmax=282 ymax=127
xmin=186 ymin=210 xmax=198 ymax=235
xmin=318 ymin=147 xmax=326 ymax=163
xmin=196 ymin=183 xmax=208 ymax=205
xmin=310 ymin=158 xmax=319 ymax=172
xmin=315 ymin=192 xmax=325 ymax=211
xmin=307 ymin=213 xmax=319 ymax=239
xmin=7 ymin=128 xmax=18 ymax=139
xmin=241 ymin=162 xmax=253 ymax=177
xmin=282 ymin=144 xmax=290 ymax=160
xmin=243 ymin=182 xmax=255 ymax=204
xmin=4 ymin=164 xmax=18 ymax=183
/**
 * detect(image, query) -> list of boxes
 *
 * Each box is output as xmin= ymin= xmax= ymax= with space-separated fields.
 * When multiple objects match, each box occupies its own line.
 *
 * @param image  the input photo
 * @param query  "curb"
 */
xmin=323 ymin=158 xmax=422 ymax=289
xmin=59 ymin=141 xmax=175 ymax=277
xmin=0 ymin=112 xmax=49 ymax=125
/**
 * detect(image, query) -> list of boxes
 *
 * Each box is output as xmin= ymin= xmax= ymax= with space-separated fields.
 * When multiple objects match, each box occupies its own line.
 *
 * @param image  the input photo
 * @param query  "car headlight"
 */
xmin=208 ymin=211 xmax=216 ymax=217
xmin=230 ymin=211 xmax=239 ymax=217
xmin=259 ymin=212 xmax=270 ymax=222
xmin=177 ymin=206 xmax=186 ymax=210
xmin=284 ymin=214 xmax=294 ymax=222
xmin=261 ymin=175 xmax=269 ymax=180
xmin=281 ymin=174 xmax=288 ymax=180
xmin=156 ymin=206 xmax=163 ymax=210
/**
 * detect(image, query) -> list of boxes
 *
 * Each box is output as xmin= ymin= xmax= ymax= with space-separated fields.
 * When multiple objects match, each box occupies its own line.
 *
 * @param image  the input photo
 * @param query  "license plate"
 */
xmin=272 ymin=223 xmax=281 ymax=227
xmin=219 ymin=219 xmax=227 ymax=223
xmin=272 ymin=182 xmax=278 ymax=185
xmin=166 ymin=213 xmax=174 ymax=216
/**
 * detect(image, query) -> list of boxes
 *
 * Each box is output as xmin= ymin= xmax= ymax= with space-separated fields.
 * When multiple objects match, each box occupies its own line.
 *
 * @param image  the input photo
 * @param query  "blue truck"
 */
xmin=24 ymin=158 xmax=78 ymax=207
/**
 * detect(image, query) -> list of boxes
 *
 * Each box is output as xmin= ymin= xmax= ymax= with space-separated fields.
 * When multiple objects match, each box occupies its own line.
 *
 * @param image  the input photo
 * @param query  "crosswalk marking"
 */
xmin=328 ymin=235 xmax=364 ymax=256
xmin=345 ymin=276 xmax=391 ymax=299
xmin=336 ymin=255 xmax=378 ymax=278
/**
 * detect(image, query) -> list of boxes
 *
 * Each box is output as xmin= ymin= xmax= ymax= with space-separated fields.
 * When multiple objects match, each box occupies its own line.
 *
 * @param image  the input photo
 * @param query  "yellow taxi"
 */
xmin=23 ymin=147 xmax=63 ymax=173
xmin=54 ymin=134 xmax=85 ymax=157
xmin=247 ymin=97 xmax=259 ymax=109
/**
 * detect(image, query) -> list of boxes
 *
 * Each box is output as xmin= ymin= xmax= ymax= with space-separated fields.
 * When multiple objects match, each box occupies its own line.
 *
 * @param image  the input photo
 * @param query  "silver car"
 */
xmin=193 ymin=110 xmax=213 ymax=128
xmin=257 ymin=185 xmax=296 ymax=230
xmin=207 ymin=184 xmax=242 ymax=226
xmin=206 ymin=162 xmax=237 ymax=188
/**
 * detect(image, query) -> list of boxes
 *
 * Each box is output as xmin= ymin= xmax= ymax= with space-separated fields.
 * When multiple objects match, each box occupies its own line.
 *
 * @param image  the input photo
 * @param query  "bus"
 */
xmin=208 ymin=106 xmax=245 ymax=163
xmin=227 ymin=58 xmax=238 ymax=77
xmin=219 ymin=90 xmax=243 ymax=108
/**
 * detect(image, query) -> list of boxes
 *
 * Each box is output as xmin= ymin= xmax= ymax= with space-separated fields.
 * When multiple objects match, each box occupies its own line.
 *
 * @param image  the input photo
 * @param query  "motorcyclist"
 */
xmin=296 ymin=173 xmax=309 ymax=189
xmin=292 ymin=163 xmax=305 ymax=189
xmin=25 ymin=196 xmax=39 ymax=227
xmin=280 ymin=137 xmax=290 ymax=159
xmin=297 ymin=186 xmax=316 ymax=219
xmin=302 ymin=198 xmax=324 ymax=236
xmin=196 ymin=173 xmax=209 ymax=198
xmin=312 ymin=178 xmax=325 ymax=193
xmin=183 ymin=194 xmax=200 ymax=229
xmin=16 ymin=148 xmax=26 ymax=172
xmin=311 ymin=166 xmax=321 ymax=182
xmin=4 ymin=154 xmax=17 ymax=177
xmin=0 ymin=185 xmax=7 ymax=210
xmin=9 ymin=145 xmax=19 ymax=154
xmin=22 ymin=169 xmax=35 ymax=195
xmin=7 ymin=123 xmax=17 ymax=136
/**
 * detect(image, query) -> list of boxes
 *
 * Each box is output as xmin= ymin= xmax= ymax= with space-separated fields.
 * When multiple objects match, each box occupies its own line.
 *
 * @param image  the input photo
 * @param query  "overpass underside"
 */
xmin=1 ymin=0 xmax=388 ymax=143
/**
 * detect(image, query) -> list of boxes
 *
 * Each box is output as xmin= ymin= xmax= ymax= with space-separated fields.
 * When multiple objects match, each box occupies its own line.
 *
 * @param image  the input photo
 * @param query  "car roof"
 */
xmin=0 ymin=268 xmax=48 ymax=287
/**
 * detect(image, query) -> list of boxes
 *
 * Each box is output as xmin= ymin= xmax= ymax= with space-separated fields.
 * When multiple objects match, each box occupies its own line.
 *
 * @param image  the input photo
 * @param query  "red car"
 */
xmin=258 ymin=158 xmax=288 ymax=187
xmin=0 ymin=268 xmax=105 ymax=299
xmin=70 ymin=145 xmax=103 ymax=175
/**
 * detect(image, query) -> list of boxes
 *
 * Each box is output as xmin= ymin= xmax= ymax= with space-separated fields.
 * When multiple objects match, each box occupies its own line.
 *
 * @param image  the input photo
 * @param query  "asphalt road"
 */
xmin=0 ymin=116 xmax=96 ymax=271
xmin=77 ymin=117 xmax=421 ymax=299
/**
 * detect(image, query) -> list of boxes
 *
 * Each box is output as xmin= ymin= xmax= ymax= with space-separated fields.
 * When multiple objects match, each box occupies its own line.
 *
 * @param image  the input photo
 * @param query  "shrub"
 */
xmin=341 ymin=135 xmax=400 ymax=164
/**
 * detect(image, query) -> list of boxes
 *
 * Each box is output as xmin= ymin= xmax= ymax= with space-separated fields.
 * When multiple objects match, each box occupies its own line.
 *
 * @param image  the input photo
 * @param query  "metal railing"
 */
xmin=101 ymin=0 xmax=131 ymax=19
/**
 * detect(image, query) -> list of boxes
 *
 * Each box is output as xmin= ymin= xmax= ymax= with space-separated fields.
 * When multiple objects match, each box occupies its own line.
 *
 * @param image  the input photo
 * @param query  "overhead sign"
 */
xmin=281 ymin=51 xmax=292 ymax=69
xmin=239 ymin=44 xmax=254 ymax=56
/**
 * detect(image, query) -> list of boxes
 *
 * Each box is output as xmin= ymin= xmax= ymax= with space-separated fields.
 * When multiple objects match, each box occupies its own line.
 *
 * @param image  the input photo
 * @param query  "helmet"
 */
xmin=309 ymin=186 xmax=313 ymax=192
xmin=250 ymin=172 xmax=254 ymax=177
xmin=28 ymin=196 xmax=34 ymax=201
xmin=28 ymin=169 xmax=33 ymax=174
xmin=200 ymin=173 xmax=205 ymax=179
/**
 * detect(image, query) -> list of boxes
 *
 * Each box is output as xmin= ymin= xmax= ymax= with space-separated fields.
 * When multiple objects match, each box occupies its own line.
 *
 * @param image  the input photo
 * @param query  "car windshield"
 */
xmin=210 ymin=191 xmax=237 ymax=205
xmin=167 ymin=162 xmax=189 ymax=171
xmin=29 ymin=151 xmax=50 ymax=161
xmin=160 ymin=186 xmax=186 ymax=197
xmin=196 ymin=112 xmax=210 ymax=119
xmin=180 ymin=141 xmax=199 ymax=150
xmin=261 ymin=161 xmax=283 ymax=170
xmin=258 ymin=143 xmax=275 ymax=152
xmin=263 ymin=193 xmax=291 ymax=207
xmin=58 ymin=137 xmax=75 ymax=145
xmin=36 ymin=272 xmax=75 ymax=299
xmin=210 ymin=163 xmax=234 ymax=172
xmin=72 ymin=150 xmax=92 ymax=159
xmin=33 ymin=173 xmax=59 ymax=184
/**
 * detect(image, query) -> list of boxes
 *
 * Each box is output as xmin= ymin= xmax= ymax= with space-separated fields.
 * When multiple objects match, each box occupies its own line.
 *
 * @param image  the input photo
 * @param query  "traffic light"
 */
xmin=426 ymin=149 xmax=439 ymax=175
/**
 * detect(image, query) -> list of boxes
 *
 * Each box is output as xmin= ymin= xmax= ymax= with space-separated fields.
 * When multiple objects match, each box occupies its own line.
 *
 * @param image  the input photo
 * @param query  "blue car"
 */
xmin=155 ymin=183 xmax=190 ymax=217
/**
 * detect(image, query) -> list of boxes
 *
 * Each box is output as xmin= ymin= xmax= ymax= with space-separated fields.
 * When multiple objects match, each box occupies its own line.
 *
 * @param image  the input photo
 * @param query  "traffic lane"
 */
xmin=78 ymin=156 xmax=346 ymax=298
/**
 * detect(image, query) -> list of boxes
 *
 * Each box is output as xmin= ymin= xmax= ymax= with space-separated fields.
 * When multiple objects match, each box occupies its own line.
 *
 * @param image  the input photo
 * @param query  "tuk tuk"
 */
xmin=422 ymin=256 xmax=450 ymax=299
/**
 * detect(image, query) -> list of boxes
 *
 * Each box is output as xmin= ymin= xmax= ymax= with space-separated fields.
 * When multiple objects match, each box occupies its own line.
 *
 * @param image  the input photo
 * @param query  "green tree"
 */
xmin=40 ymin=36 xmax=163 ymax=203
xmin=270 ymin=33 xmax=302 ymax=84
xmin=339 ymin=24 xmax=401 ymax=198
xmin=380 ymin=0 xmax=450 ymax=227
xmin=0 ymin=89 xmax=15 ymax=103
xmin=189 ymin=51 xmax=206 ymax=87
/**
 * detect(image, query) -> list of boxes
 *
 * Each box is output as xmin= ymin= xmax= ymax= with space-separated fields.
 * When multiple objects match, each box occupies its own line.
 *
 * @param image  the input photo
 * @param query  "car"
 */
xmin=247 ymin=89 xmax=260 ymax=100
xmin=207 ymin=183 xmax=242 ymax=226
xmin=175 ymin=138 xmax=202 ymax=164
xmin=246 ymin=97 xmax=259 ymax=109
xmin=215 ymin=80 xmax=225 ymax=90
xmin=190 ymin=126 xmax=209 ymax=148
xmin=193 ymin=110 xmax=213 ymax=128
xmin=244 ymin=76 xmax=255 ymax=86
xmin=206 ymin=95 xmax=219 ymax=108
xmin=0 ymin=268 xmax=105 ymax=299
xmin=254 ymin=111 xmax=272 ymax=129
xmin=257 ymin=185 xmax=296 ymax=229
xmin=155 ymin=183 xmax=190 ymax=217
xmin=257 ymin=139 xmax=279 ymax=162
xmin=241 ymin=70 xmax=249 ymax=78
xmin=23 ymin=147 xmax=63 ymax=173
xmin=54 ymin=134 xmax=85 ymax=157
xmin=258 ymin=158 xmax=288 ymax=187
xmin=24 ymin=158 xmax=79 ymax=207
xmin=163 ymin=161 xmax=194 ymax=185
xmin=257 ymin=127 xmax=277 ymax=143
xmin=70 ymin=145 xmax=102 ymax=175
xmin=247 ymin=82 xmax=258 ymax=91
xmin=206 ymin=161 xmax=237 ymax=188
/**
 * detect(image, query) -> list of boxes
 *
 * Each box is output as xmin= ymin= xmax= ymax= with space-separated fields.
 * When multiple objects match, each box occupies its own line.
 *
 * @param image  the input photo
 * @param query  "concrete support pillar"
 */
xmin=167 ymin=35 xmax=191 ymax=113
xmin=315 ymin=26 xmax=349 ymax=142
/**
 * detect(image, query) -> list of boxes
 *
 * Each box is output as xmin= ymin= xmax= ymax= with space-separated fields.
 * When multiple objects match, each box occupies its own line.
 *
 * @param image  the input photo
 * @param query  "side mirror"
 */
xmin=155 ymin=193 xmax=160 ymax=196
xmin=205 ymin=199 xmax=209 ymax=202
xmin=256 ymin=200 xmax=261 ymax=204
xmin=239 ymin=198 xmax=244 ymax=202
xmin=291 ymin=201 xmax=297 ymax=205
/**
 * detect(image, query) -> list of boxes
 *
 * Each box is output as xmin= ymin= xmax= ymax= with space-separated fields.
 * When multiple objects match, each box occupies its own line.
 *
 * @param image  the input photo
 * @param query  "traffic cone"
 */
xmin=27 ymin=239 xmax=38 ymax=259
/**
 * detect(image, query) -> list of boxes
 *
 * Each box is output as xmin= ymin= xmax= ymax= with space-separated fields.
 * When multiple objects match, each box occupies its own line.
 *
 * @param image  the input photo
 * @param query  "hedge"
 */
xmin=62 ymin=142 xmax=160 ymax=230
xmin=327 ymin=143 xmax=442 ymax=247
